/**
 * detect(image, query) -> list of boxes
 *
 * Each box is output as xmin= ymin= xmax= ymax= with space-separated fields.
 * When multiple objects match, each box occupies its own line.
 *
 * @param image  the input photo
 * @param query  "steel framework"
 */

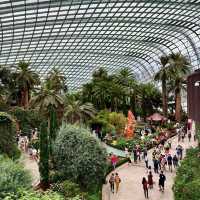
xmin=0 ymin=0 xmax=200 ymax=89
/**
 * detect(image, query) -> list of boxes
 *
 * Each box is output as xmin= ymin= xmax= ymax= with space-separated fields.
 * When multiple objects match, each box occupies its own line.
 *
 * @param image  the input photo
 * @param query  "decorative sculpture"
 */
xmin=124 ymin=110 xmax=136 ymax=139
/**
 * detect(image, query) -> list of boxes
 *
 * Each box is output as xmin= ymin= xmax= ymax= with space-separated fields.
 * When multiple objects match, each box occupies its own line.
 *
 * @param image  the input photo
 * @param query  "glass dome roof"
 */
xmin=0 ymin=0 xmax=200 ymax=89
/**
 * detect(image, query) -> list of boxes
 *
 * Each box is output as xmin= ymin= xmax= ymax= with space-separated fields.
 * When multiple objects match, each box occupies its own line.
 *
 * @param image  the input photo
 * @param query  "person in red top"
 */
xmin=111 ymin=154 xmax=118 ymax=170
xmin=142 ymin=177 xmax=149 ymax=199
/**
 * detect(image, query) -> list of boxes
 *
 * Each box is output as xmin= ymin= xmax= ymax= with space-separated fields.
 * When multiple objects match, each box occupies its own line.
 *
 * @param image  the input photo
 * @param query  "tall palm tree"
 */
xmin=64 ymin=94 xmax=96 ymax=124
xmin=167 ymin=53 xmax=191 ymax=122
xmin=113 ymin=68 xmax=138 ymax=113
xmin=30 ymin=79 xmax=64 ymax=124
xmin=15 ymin=61 xmax=40 ymax=108
xmin=30 ymin=79 xmax=64 ymax=187
xmin=154 ymin=55 xmax=172 ymax=117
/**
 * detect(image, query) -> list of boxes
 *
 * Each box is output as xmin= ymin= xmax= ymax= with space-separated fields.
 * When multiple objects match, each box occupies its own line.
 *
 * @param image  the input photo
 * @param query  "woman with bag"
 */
xmin=115 ymin=173 xmax=121 ymax=193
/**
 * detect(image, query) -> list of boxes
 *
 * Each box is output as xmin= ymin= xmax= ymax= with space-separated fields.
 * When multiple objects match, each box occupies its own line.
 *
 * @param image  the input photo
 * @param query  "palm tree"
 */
xmin=167 ymin=53 xmax=191 ymax=122
xmin=30 ymin=79 xmax=63 ymax=187
xmin=47 ymin=68 xmax=67 ymax=93
xmin=64 ymin=94 xmax=96 ymax=124
xmin=92 ymin=67 xmax=108 ymax=80
xmin=113 ymin=68 xmax=138 ymax=113
xmin=154 ymin=55 xmax=172 ymax=117
xmin=15 ymin=61 xmax=40 ymax=108
xmin=0 ymin=66 xmax=18 ymax=105
xmin=139 ymin=83 xmax=162 ymax=117
xmin=30 ymin=79 xmax=63 ymax=125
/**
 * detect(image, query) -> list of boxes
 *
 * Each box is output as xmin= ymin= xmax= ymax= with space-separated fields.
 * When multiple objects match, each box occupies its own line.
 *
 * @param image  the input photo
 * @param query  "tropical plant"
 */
xmin=51 ymin=180 xmax=87 ymax=199
xmin=46 ymin=68 xmax=67 ymax=93
xmin=167 ymin=53 xmax=191 ymax=122
xmin=139 ymin=83 xmax=162 ymax=117
xmin=30 ymin=79 xmax=64 ymax=187
xmin=173 ymin=148 xmax=200 ymax=200
xmin=64 ymin=94 xmax=96 ymax=124
xmin=3 ymin=188 xmax=64 ymax=200
xmin=53 ymin=124 xmax=107 ymax=189
xmin=9 ymin=106 xmax=45 ymax=135
xmin=154 ymin=55 xmax=171 ymax=116
xmin=0 ymin=155 xmax=31 ymax=198
xmin=108 ymin=112 xmax=126 ymax=135
xmin=39 ymin=122 xmax=49 ymax=189
xmin=82 ymin=68 xmax=127 ymax=111
xmin=14 ymin=61 xmax=40 ymax=108
xmin=0 ymin=112 xmax=20 ymax=159
xmin=0 ymin=66 xmax=19 ymax=106
xmin=113 ymin=68 xmax=138 ymax=113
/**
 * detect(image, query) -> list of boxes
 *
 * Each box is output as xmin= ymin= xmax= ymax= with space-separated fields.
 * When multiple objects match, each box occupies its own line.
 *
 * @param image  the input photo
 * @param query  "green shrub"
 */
xmin=3 ymin=189 xmax=64 ymax=200
xmin=0 ymin=112 xmax=21 ymax=159
xmin=0 ymin=155 xmax=31 ymax=198
xmin=173 ymin=148 xmax=200 ymax=200
xmin=51 ymin=180 xmax=86 ymax=199
xmin=10 ymin=107 xmax=44 ymax=135
xmin=53 ymin=124 xmax=107 ymax=189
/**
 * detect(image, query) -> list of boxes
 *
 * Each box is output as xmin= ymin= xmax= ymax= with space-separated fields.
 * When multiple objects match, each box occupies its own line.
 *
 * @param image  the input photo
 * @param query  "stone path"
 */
xmin=20 ymin=153 xmax=40 ymax=186
xmin=102 ymin=136 xmax=197 ymax=200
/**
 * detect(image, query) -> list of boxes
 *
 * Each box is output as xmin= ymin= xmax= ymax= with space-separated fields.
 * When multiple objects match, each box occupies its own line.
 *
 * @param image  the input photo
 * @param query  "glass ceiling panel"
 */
xmin=0 ymin=0 xmax=200 ymax=89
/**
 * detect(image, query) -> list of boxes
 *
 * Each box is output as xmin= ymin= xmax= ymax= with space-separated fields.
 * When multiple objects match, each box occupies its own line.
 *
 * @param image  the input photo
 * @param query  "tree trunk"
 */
xmin=24 ymin=88 xmax=29 ymax=108
xmin=162 ymin=79 xmax=168 ymax=116
xmin=175 ymin=89 xmax=181 ymax=122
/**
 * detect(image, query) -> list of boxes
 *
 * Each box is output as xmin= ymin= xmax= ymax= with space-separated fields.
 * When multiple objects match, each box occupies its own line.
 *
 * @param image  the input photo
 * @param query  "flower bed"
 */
xmin=106 ymin=128 xmax=176 ymax=151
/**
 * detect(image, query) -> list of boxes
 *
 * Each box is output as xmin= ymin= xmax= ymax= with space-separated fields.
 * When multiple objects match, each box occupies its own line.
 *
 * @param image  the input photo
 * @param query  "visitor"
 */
xmin=188 ymin=130 xmax=192 ymax=142
xmin=148 ymin=171 xmax=153 ymax=189
xmin=20 ymin=139 xmax=25 ymax=152
xmin=144 ymin=154 xmax=148 ymax=169
xmin=136 ymin=146 xmax=141 ymax=161
xmin=159 ymin=171 xmax=166 ymax=192
xmin=127 ymin=152 xmax=132 ymax=166
xmin=111 ymin=154 xmax=118 ymax=170
xmin=172 ymin=154 xmax=179 ymax=168
xmin=181 ymin=131 xmax=185 ymax=142
xmin=143 ymin=146 xmax=148 ymax=159
xmin=125 ymin=147 xmax=129 ymax=158
xmin=115 ymin=173 xmax=121 ymax=193
xmin=32 ymin=148 xmax=38 ymax=161
xmin=133 ymin=148 xmax=137 ymax=163
xmin=148 ymin=166 xmax=152 ymax=174
xmin=153 ymin=159 xmax=159 ymax=174
xmin=176 ymin=145 xmax=183 ymax=160
xmin=168 ymin=141 xmax=172 ymax=149
xmin=28 ymin=146 xmax=33 ymax=158
xmin=24 ymin=136 xmax=29 ymax=152
xmin=142 ymin=177 xmax=149 ymax=199
xmin=161 ymin=155 xmax=167 ymax=171
xmin=167 ymin=154 xmax=173 ymax=172
xmin=109 ymin=173 xmax=115 ymax=193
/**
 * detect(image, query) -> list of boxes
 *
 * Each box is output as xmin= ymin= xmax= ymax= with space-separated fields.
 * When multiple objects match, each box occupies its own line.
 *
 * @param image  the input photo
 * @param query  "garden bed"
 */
xmin=105 ymin=128 xmax=177 ymax=151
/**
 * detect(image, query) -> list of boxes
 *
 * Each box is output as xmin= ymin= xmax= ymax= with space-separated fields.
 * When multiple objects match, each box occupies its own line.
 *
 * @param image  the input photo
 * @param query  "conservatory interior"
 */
xmin=0 ymin=1 xmax=200 ymax=200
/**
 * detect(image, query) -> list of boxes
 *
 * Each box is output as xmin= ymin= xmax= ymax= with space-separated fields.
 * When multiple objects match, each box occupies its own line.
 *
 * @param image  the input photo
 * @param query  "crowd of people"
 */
xmin=108 ymin=122 xmax=195 ymax=198
xmin=16 ymin=128 xmax=39 ymax=162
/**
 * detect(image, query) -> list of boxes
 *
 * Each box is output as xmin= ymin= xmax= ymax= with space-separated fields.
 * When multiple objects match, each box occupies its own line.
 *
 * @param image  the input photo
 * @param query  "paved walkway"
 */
xmin=20 ymin=153 xmax=40 ymax=186
xmin=102 ymin=136 xmax=197 ymax=200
